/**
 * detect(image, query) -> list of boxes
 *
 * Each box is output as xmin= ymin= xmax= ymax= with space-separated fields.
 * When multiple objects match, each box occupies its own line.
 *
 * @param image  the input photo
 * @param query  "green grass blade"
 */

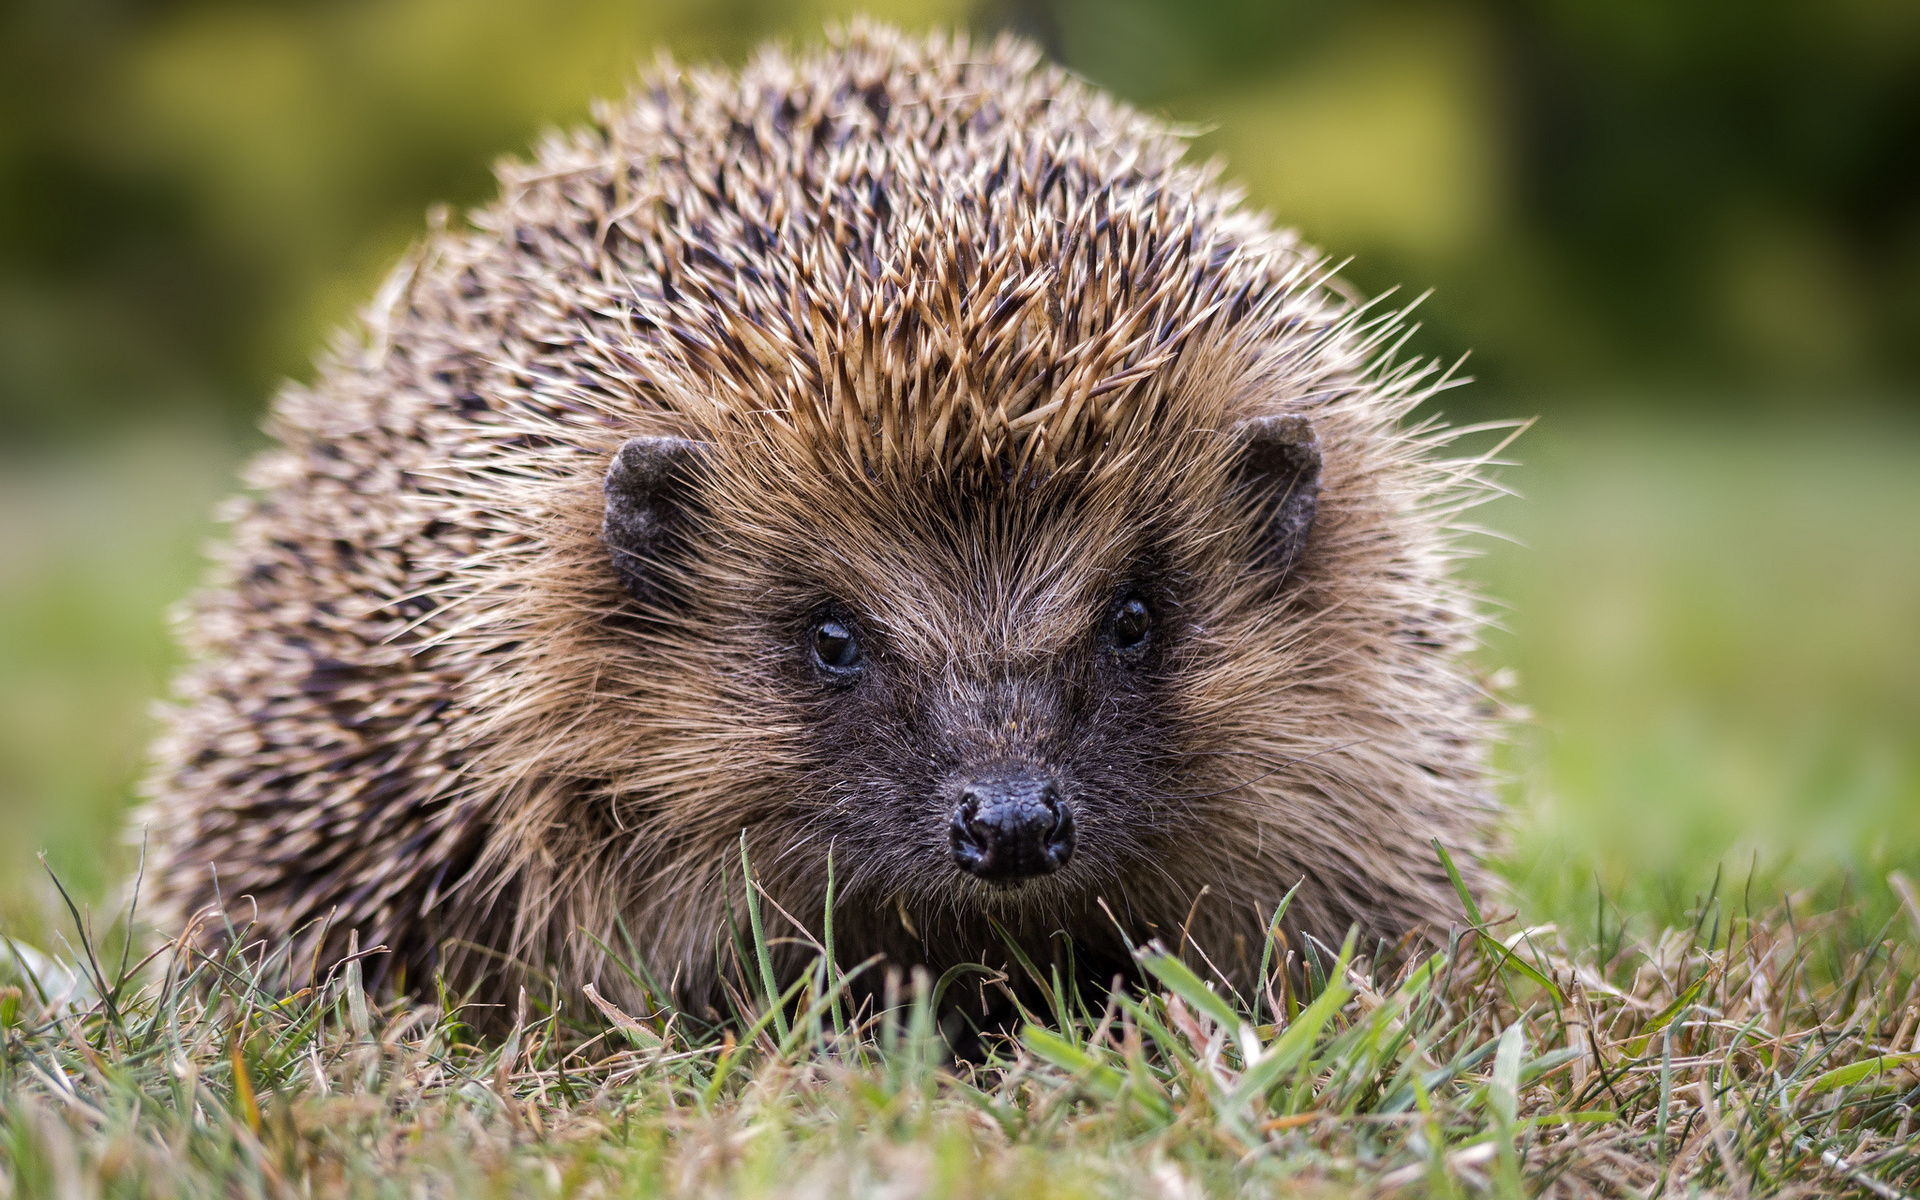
xmin=1136 ymin=950 xmax=1241 ymax=1033
xmin=1252 ymin=880 xmax=1302 ymax=1027
xmin=1488 ymin=1022 xmax=1523 ymax=1127
xmin=1799 ymin=1051 xmax=1920 ymax=1095
xmin=738 ymin=834 xmax=789 ymax=1044
xmin=1432 ymin=838 xmax=1485 ymax=928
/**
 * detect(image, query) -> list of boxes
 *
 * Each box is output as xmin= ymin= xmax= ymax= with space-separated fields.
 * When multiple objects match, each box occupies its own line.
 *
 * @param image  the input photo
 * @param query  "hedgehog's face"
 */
xmin=799 ymin=601 xmax=1102 ymax=885
xmin=600 ymin=414 xmax=1322 ymax=916
xmin=781 ymin=571 xmax=1169 ymax=897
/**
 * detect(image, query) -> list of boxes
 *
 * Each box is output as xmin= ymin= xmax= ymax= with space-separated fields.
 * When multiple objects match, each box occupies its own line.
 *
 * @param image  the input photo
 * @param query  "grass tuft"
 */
xmin=3 ymin=871 xmax=1919 ymax=1197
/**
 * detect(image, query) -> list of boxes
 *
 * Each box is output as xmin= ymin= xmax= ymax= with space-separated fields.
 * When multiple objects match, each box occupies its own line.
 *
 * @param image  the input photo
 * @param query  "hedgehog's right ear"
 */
xmin=1232 ymin=414 xmax=1323 ymax=576
xmin=602 ymin=436 xmax=709 ymax=609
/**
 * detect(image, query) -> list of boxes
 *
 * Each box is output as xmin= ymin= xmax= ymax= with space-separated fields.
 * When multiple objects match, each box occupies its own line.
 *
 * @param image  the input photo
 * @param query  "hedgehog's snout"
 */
xmin=947 ymin=767 xmax=1075 ymax=882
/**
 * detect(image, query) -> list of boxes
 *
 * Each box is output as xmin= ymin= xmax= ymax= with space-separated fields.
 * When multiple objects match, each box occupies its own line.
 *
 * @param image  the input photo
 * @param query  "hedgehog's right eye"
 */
xmin=812 ymin=619 xmax=862 ymax=673
xmin=1108 ymin=593 xmax=1153 ymax=655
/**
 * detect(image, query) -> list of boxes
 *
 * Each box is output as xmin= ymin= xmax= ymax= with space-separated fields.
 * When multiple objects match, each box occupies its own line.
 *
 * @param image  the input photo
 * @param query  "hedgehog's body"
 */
xmin=145 ymin=27 xmax=1499 ymax=1017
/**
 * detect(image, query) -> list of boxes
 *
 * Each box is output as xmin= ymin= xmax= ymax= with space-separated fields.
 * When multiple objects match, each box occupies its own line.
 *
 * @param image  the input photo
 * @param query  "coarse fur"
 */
xmin=141 ymin=24 xmax=1505 ymax=1019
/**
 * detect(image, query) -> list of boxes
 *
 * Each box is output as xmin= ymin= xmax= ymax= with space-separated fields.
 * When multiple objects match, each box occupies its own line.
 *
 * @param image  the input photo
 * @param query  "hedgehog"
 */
xmin=141 ymin=24 xmax=1503 ymax=1023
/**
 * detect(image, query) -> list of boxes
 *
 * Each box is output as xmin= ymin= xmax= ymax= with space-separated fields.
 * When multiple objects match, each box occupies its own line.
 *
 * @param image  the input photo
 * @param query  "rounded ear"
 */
xmin=602 ymin=436 xmax=708 ymax=608
xmin=1233 ymin=414 xmax=1322 ymax=576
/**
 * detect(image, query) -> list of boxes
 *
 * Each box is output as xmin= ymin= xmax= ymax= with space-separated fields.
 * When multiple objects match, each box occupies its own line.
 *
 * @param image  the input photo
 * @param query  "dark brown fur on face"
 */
xmin=141 ymin=24 xmax=1502 ymax=1017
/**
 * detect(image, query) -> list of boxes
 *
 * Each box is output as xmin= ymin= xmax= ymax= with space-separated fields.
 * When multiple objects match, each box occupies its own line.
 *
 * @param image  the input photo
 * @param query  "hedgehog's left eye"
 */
xmin=1108 ymin=593 xmax=1153 ymax=654
xmin=812 ymin=618 xmax=862 ymax=673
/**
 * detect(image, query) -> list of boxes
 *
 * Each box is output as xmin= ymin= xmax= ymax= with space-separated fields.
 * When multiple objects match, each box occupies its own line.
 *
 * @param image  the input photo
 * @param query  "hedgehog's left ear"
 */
xmin=602 ymin=436 xmax=709 ymax=609
xmin=1233 ymin=414 xmax=1322 ymax=575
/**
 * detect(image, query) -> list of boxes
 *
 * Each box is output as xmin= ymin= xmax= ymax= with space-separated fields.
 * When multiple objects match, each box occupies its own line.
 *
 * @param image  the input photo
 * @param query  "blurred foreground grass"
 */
xmin=0 ymin=413 xmax=1915 ymax=931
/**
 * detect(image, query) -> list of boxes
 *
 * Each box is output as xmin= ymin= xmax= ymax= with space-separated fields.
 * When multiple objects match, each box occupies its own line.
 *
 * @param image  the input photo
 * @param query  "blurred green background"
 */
xmin=2 ymin=0 xmax=1915 ymax=935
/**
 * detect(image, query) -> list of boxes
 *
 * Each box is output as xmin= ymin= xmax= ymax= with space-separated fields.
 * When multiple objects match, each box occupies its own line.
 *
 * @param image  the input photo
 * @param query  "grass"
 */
xmin=4 ymin=852 xmax=1920 ymax=1197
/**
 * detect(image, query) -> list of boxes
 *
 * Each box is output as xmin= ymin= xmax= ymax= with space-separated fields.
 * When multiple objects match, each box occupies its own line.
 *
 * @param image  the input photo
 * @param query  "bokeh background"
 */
xmin=3 ymin=0 xmax=1916 ymax=935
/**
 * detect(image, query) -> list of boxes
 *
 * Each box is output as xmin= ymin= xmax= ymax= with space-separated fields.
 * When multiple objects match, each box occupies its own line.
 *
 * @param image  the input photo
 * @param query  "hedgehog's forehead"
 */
xmin=718 ymin=446 xmax=1206 ymax=664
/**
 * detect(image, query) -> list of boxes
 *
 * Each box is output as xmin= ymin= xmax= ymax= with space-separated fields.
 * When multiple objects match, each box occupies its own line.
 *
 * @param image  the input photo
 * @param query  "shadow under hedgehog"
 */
xmin=141 ymin=23 xmax=1505 ymax=1024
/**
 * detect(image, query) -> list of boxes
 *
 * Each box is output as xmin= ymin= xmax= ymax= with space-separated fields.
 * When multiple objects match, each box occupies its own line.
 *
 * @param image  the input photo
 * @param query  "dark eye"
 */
xmin=812 ymin=618 xmax=862 ymax=672
xmin=1109 ymin=594 xmax=1152 ymax=653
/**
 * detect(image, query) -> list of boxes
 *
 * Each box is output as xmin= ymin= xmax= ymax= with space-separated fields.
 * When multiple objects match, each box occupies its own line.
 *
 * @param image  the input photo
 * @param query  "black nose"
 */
xmin=948 ymin=770 xmax=1075 ymax=880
